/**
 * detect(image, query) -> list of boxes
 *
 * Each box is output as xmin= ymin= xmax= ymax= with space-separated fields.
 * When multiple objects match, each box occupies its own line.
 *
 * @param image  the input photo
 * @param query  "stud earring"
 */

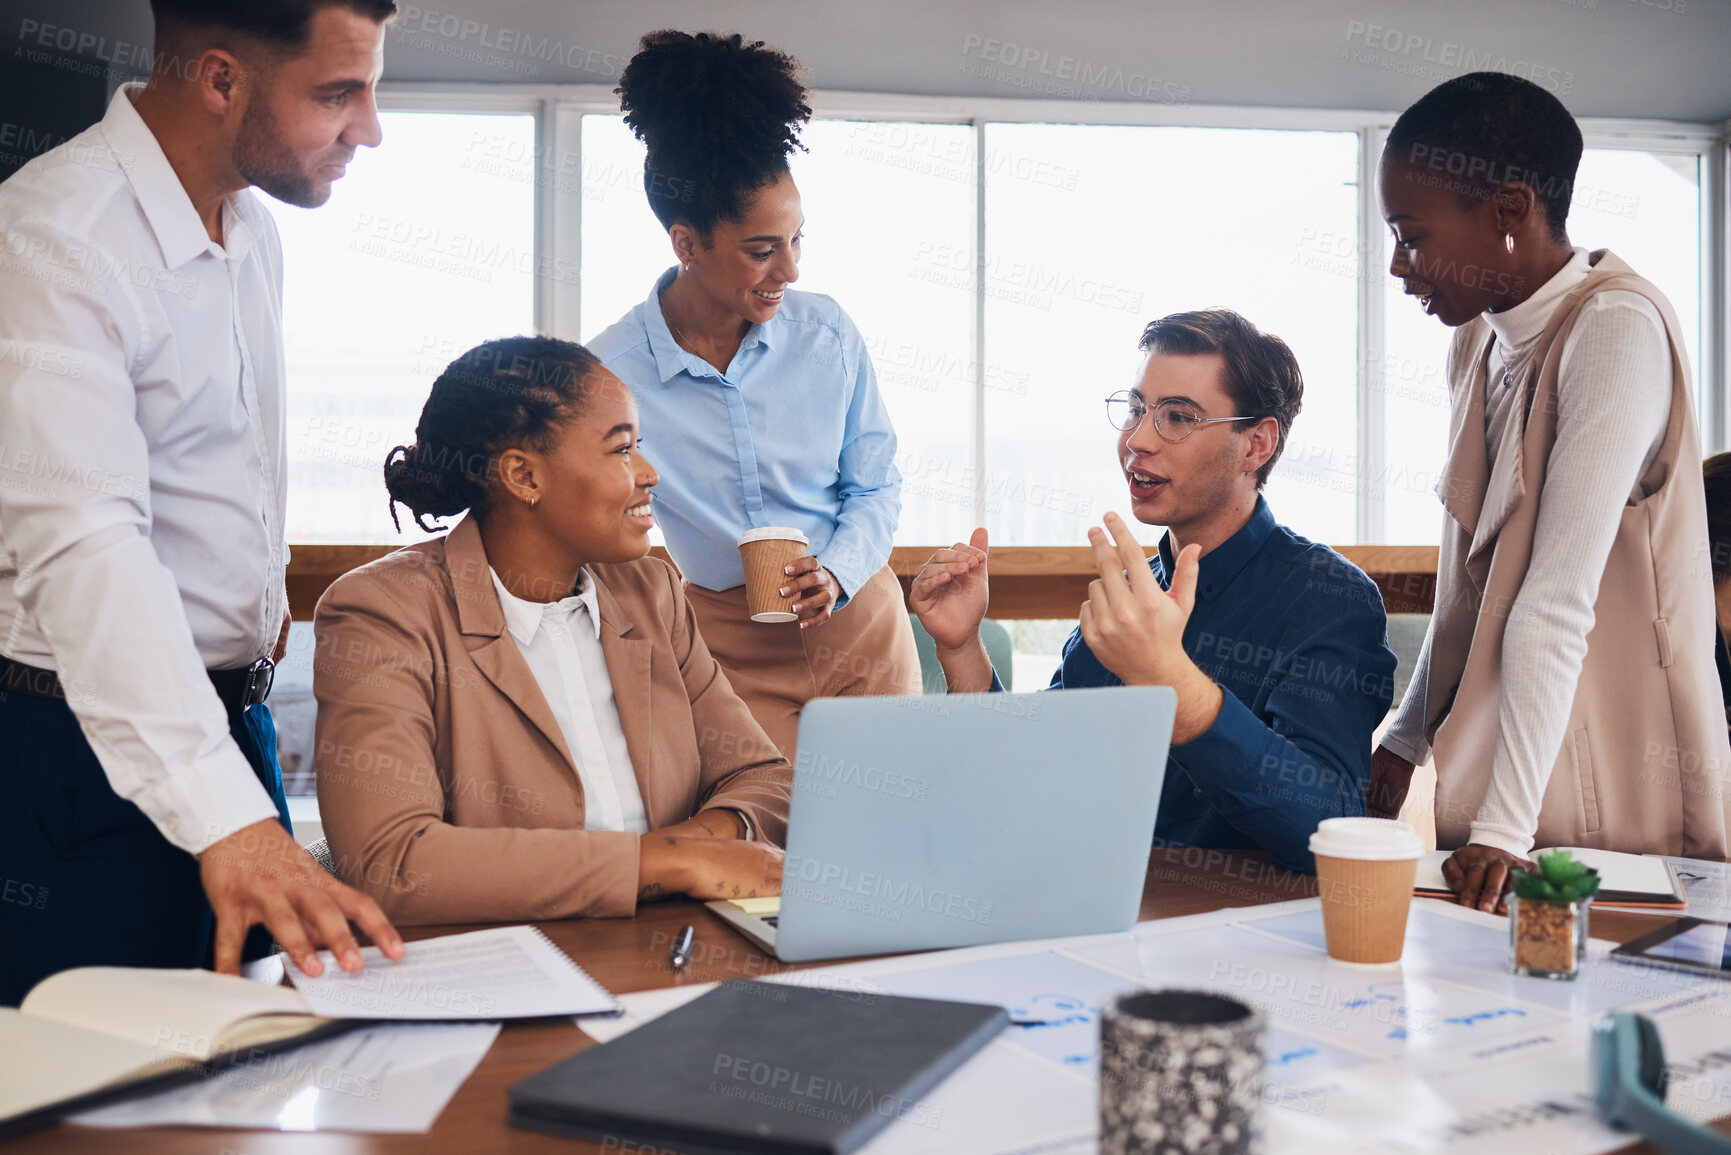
xmin=1505 ymin=233 xmax=1515 ymax=255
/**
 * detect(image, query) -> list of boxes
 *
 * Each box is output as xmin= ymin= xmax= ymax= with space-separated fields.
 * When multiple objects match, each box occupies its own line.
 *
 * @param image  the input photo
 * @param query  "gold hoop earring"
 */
xmin=1505 ymin=233 xmax=1515 ymax=255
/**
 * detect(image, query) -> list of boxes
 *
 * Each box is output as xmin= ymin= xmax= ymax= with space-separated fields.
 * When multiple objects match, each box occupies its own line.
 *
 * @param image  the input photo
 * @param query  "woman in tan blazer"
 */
xmin=313 ymin=335 xmax=791 ymax=925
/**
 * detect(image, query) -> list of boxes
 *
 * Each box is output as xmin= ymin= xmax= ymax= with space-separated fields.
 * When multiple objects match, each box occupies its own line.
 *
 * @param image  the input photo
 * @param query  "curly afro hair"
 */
xmin=615 ymin=30 xmax=812 ymax=234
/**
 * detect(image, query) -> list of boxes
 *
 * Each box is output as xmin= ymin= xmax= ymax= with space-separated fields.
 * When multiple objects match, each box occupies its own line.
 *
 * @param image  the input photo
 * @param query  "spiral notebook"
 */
xmin=285 ymin=925 xmax=620 ymax=1019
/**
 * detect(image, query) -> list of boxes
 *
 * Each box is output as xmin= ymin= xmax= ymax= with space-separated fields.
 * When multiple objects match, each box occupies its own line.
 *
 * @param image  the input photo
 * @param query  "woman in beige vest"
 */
xmin=1368 ymin=73 xmax=1731 ymax=911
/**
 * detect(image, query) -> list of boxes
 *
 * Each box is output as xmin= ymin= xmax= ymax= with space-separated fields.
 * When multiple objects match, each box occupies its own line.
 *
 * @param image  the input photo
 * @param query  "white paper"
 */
xmin=1638 ymin=985 xmax=1731 ymax=1124
xmin=69 ymin=1022 xmax=500 ymax=1133
xmin=869 ymin=949 xmax=1137 ymax=1074
xmin=1655 ymin=855 xmax=1731 ymax=922
xmin=568 ymin=899 xmax=1731 ymax=1155
xmin=286 ymin=925 xmax=618 ymax=1019
xmin=854 ymin=1037 xmax=1094 ymax=1155
xmin=579 ymin=983 xmax=710 ymax=1044
xmin=577 ymin=963 xmax=892 ymax=1044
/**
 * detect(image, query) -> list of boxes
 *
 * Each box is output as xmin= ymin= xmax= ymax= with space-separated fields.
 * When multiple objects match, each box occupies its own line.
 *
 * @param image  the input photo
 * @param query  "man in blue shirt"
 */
xmin=910 ymin=309 xmax=1396 ymax=873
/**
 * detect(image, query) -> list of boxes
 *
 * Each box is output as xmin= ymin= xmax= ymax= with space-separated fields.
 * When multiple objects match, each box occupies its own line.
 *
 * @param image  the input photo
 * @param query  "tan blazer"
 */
xmin=1423 ymin=250 xmax=1731 ymax=857
xmin=312 ymin=516 xmax=792 ymax=925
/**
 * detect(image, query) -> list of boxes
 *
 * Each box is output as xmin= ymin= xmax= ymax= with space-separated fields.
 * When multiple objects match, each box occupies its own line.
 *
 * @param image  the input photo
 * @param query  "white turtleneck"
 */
xmin=1383 ymin=247 xmax=1674 ymax=856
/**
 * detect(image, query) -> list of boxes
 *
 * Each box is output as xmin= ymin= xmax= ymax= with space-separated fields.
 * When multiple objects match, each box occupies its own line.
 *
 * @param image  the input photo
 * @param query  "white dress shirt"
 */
xmin=1383 ymin=247 xmax=1672 ymax=856
xmin=0 ymin=85 xmax=285 ymax=853
xmin=490 ymin=569 xmax=648 ymax=833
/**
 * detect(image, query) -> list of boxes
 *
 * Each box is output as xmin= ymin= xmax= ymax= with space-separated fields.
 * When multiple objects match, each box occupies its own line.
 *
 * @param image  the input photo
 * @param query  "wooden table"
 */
xmin=11 ymin=847 xmax=1724 ymax=1153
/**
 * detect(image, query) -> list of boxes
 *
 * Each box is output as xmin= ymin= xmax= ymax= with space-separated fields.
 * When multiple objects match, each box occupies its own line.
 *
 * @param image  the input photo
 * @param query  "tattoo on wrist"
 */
xmin=638 ymin=882 xmax=666 ymax=901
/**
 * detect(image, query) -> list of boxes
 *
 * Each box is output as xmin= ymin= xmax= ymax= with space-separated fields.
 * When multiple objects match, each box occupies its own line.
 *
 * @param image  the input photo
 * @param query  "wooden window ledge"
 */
xmin=286 ymin=544 xmax=1439 ymax=620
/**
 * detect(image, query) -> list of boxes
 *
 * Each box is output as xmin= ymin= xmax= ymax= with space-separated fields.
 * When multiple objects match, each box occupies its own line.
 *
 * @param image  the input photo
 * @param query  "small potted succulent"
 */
xmin=1507 ymin=850 xmax=1600 ymax=980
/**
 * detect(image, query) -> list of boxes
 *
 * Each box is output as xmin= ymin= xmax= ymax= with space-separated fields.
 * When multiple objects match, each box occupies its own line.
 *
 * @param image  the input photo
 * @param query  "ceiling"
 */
xmin=7 ymin=0 xmax=1731 ymax=123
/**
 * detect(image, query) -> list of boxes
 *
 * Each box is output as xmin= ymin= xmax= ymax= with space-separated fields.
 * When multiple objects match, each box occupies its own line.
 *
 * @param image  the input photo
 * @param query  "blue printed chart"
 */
xmin=586 ymin=898 xmax=1731 ymax=1155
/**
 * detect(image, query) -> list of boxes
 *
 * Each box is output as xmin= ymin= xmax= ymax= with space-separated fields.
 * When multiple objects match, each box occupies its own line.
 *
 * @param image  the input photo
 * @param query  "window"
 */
xmin=578 ymin=116 xmax=1358 ymax=546
xmin=270 ymin=96 xmax=1723 ymax=552
xmin=267 ymin=110 xmax=537 ymax=544
xmin=984 ymin=124 xmax=1360 ymax=546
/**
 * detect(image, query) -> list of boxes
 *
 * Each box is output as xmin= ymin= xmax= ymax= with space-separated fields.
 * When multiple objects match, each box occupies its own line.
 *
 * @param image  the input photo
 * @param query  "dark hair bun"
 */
xmin=616 ymin=30 xmax=811 ymax=232
xmin=383 ymin=336 xmax=601 ymax=534
xmin=383 ymin=442 xmax=479 ymax=533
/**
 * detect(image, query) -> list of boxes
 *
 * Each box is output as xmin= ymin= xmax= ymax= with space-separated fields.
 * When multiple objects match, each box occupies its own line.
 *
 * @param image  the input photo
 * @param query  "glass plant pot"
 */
xmin=1507 ymin=894 xmax=1590 ymax=980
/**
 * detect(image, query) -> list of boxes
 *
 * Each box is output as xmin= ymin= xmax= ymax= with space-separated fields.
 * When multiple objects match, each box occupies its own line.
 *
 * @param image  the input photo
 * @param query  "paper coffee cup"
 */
xmin=736 ymin=527 xmax=810 ymax=623
xmin=1309 ymin=817 xmax=1423 ymax=965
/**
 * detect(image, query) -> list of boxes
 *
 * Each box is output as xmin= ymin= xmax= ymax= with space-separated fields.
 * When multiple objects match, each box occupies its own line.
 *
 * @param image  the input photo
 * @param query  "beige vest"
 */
xmin=1424 ymin=250 xmax=1731 ymax=858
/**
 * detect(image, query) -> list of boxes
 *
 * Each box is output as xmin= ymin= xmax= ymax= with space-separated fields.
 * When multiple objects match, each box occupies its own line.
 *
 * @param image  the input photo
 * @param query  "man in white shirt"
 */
xmin=0 ymin=0 xmax=404 ymax=1005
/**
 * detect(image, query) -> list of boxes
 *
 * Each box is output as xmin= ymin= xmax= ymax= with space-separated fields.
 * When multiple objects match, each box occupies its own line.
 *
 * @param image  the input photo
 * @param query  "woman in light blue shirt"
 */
xmin=588 ymin=30 xmax=921 ymax=758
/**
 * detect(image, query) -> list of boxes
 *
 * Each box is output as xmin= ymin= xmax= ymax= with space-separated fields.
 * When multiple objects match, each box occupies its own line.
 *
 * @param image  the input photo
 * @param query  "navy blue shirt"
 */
xmin=1011 ymin=498 xmax=1395 ymax=873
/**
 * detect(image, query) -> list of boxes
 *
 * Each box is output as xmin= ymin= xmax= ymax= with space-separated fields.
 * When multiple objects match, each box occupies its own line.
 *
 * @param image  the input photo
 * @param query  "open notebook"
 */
xmin=0 ymin=967 xmax=337 ymax=1138
xmin=1414 ymin=847 xmax=1685 ymax=908
xmin=0 ymin=925 xmax=616 ymax=1137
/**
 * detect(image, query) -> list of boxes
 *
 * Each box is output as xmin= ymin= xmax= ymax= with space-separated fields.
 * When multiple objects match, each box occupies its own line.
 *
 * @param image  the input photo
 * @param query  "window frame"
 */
xmin=366 ymin=82 xmax=1728 ymax=545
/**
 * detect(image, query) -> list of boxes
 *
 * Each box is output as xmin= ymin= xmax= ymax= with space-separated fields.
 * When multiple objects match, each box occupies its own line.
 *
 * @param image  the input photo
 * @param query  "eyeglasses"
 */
xmin=1104 ymin=391 xmax=1255 ymax=441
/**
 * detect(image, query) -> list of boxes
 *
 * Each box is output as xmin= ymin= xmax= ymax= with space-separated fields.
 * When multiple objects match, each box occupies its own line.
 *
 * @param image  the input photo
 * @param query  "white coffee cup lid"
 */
xmin=737 ymin=527 xmax=809 ymax=547
xmin=1308 ymin=817 xmax=1424 ymax=861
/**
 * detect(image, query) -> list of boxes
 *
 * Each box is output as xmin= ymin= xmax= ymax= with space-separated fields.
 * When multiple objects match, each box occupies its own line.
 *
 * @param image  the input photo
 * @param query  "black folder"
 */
xmin=508 ymin=979 xmax=1008 ymax=1154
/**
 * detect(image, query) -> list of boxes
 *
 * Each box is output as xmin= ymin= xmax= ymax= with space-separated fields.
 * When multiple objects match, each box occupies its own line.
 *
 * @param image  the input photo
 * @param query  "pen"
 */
xmin=669 ymin=924 xmax=695 ymax=971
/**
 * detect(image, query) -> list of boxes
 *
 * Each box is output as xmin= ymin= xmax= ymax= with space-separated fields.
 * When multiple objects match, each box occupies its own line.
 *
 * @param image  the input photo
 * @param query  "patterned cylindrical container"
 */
xmin=1099 ymin=988 xmax=1265 ymax=1154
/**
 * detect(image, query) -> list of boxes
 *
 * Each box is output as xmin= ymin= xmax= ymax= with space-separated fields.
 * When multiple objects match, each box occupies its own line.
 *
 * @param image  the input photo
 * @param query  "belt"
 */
xmin=0 ymin=656 xmax=276 ymax=724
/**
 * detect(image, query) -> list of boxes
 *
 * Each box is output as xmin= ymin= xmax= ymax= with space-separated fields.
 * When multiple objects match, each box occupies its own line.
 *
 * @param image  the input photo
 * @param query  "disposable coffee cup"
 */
xmin=736 ymin=527 xmax=810 ymax=623
xmin=1309 ymin=817 xmax=1424 ymax=965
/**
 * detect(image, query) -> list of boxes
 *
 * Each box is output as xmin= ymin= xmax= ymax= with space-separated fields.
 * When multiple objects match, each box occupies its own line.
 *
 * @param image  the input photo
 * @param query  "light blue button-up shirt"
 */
xmin=588 ymin=268 xmax=902 ymax=607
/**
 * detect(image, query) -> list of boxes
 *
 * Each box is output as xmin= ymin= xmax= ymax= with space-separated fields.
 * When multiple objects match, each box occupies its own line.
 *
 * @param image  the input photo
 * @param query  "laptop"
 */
xmin=707 ymin=686 xmax=1175 ymax=962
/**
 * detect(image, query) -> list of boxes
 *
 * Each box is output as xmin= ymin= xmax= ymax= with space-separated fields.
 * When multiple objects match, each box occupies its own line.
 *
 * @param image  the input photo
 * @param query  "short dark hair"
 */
xmin=149 ymin=0 xmax=397 ymax=56
xmin=1384 ymin=71 xmax=1582 ymax=244
xmin=1138 ymin=309 xmax=1303 ymax=489
xmin=384 ymin=336 xmax=601 ymax=533
xmin=615 ymin=30 xmax=811 ymax=234
xmin=1705 ymin=452 xmax=1731 ymax=584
